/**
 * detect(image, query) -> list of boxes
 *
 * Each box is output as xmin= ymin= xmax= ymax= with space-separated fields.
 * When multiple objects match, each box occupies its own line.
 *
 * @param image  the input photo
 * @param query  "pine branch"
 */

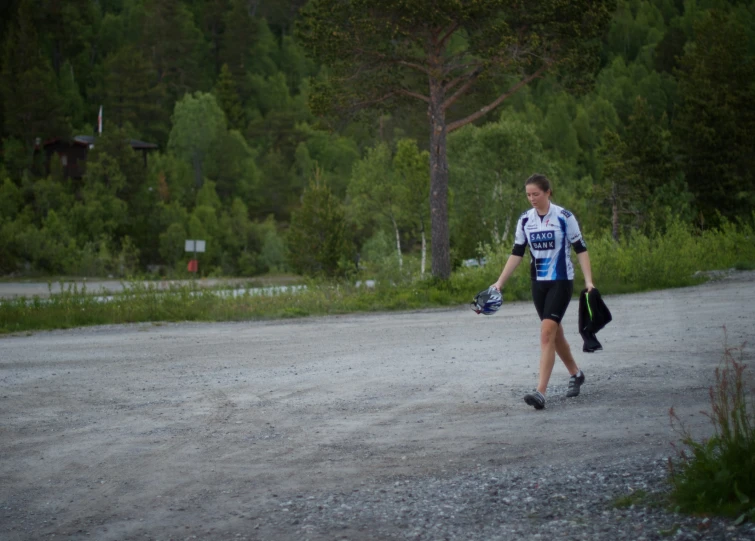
xmin=447 ymin=63 xmax=551 ymax=132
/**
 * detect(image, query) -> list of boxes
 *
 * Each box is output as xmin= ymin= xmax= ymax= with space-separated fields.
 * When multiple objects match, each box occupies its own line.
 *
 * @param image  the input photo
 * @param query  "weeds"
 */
xmin=668 ymin=332 xmax=755 ymax=521
xmin=613 ymin=489 xmax=649 ymax=508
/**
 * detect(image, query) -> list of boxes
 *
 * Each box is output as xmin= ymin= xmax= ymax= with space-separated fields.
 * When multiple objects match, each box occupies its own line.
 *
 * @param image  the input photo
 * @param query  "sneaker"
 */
xmin=523 ymin=390 xmax=546 ymax=410
xmin=566 ymin=371 xmax=585 ymax=397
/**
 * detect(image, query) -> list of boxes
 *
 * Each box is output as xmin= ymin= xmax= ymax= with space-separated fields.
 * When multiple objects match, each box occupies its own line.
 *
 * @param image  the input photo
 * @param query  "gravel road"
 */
xmin=1 ymin=272 xmax=754 ymax=541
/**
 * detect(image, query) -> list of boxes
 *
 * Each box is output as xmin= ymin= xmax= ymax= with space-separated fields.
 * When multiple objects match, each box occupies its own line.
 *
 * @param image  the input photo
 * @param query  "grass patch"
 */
xmin=613 ymin=489 xmax=649 ymax=509
xmin=612 ymin=488 xmax=668 ymax=511
xmin=668 ymin=333 xmax=755 ymax=522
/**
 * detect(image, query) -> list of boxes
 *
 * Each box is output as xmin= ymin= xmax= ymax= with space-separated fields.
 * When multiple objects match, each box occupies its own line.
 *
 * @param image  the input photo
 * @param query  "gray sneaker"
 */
xmin=523 ymin=390 xmax=546 ymax=410
xmin=566 ymin=371 xmax=585 ymax=397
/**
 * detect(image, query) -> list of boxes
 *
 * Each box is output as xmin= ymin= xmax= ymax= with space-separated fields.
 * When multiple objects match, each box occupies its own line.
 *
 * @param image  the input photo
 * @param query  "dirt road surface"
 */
xmin=1 ymin=273 xmax=754 ymax=540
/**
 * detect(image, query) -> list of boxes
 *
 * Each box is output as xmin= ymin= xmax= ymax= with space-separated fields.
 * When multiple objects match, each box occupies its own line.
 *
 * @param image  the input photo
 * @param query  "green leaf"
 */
xmin=734 ymin=483 xmax=750 ymax=505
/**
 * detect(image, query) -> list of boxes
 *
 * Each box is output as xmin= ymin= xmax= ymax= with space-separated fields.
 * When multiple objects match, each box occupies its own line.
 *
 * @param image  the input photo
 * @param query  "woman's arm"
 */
xmin=492 ymin=255 xmax=523 ymax=291
xmin=577 ymin=251 xmax=594 ymax=291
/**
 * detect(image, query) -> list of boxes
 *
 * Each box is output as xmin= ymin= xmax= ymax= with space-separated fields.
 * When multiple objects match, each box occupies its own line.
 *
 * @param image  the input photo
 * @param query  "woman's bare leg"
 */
xmin=554 ymin=324 xmax=579 ymax=376
xmin=537 ymin=319 xmax=559 ymax=394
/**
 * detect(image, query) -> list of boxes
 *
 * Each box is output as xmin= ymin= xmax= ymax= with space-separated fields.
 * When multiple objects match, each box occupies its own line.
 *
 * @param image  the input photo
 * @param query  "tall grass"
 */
xmin=668 ymin=334 xmax=755 ymax=522
xmin=587 ymin=218 xmax=755 ymax=293
xmin=1 ymin=220 xmax=753 ymax=333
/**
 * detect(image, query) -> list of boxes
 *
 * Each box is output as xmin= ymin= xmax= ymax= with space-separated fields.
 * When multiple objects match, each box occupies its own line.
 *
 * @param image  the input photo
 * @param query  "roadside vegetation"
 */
xmin=1 ymin=219 xmax=753 ymax=334
xmin=668 ymin=336 xmax=755 ymax=525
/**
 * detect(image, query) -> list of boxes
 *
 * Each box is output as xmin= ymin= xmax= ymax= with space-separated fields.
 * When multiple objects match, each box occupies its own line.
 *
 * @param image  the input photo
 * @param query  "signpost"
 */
xmin=184 ymin=239 xmax=206 ymax=274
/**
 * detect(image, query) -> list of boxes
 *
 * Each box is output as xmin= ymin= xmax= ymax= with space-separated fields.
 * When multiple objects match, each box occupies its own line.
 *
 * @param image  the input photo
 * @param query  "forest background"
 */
xmin=0 ymin=0 xmax=754 ymax=285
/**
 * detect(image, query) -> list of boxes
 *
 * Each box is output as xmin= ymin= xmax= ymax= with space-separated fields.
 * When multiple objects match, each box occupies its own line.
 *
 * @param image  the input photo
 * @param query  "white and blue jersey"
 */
xmin=512 ymin=203 xmax=587 ymax=281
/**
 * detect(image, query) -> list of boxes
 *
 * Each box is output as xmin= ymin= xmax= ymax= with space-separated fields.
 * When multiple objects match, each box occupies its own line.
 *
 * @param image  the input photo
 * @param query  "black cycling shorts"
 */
xmin=531 ymin=280 xmax=573 ymax=323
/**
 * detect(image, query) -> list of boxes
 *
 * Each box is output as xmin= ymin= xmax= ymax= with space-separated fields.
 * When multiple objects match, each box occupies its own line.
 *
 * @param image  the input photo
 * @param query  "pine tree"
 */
xmin=297 ymin=0 xmax=616 ymax=279
xmin=0 ymin=0 xmax=68 ymax=169
xmin=673 ymin=10 xmax=755 ymax=226
xmin=101 ymin=45 xmax=168 ymax=142
xmin=141 ymin=0 xmax=209 ymax=102
xmin=34 ymin=0 xmax=97 ymax=78
xmin=213 ymin=64 xmax=245 ymax=131
xmin=190 ymin=0 xmax=230 ymax=75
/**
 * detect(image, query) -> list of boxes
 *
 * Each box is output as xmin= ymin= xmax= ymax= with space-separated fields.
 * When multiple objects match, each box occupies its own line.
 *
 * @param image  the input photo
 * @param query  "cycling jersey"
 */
xmin=511 ymin=203 xmax=587 ymax=281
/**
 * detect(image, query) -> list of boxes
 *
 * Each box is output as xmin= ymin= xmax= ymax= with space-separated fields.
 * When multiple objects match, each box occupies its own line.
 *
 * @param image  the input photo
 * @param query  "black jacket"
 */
xmin=578 ymin=288 xmax=612 ymax=352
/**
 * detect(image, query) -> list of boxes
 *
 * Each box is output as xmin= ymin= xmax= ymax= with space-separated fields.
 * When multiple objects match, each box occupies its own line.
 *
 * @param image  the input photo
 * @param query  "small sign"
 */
xmin=187 ymin=259 xmax=198 ymax=272
xmin=184 ymin=239 xmax=206 ymax=253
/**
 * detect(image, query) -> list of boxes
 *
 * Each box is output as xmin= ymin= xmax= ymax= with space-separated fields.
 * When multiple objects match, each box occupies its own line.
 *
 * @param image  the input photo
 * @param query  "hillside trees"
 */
xmin=168 ymin=92 xmax=227 ymax=190
xmin=1 ymin=0 xmax=68 ymax=171
xmin=347 ymin=144 xmax=408 ymax=270
xmin=141 ymin=0 xmax=210 ymax=102
xmin=449 ymin=118 xmax=548 ymax=257
xmin=0 ymin=0 xmax=754 ymax=279
xmin=297 ymin=0 xmax=616 ymax=279
xmin=673 ymin=9 xmax=755 ymax=226
xmin=393 ymin=139 xmax=430 ymax=276
xmin=97 ymin=45 xmax=168 ymax=141
xmin=597 ymin=96 xmax=686 ymax=239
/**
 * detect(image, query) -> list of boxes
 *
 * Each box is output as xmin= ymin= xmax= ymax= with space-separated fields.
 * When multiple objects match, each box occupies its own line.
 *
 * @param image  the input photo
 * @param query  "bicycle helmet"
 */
xmin=471 ymin=287 xmax=503 ymax=315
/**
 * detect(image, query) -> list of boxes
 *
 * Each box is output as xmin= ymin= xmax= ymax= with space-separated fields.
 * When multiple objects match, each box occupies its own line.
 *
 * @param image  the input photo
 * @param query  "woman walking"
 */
xmin=492 ymin=174 xmax=594 ymax=410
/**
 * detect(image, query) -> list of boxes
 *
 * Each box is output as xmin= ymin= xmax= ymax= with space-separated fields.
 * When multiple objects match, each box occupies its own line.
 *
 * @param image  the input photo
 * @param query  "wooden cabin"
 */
xmin=41 ymin=135 xmax=158 ymax=179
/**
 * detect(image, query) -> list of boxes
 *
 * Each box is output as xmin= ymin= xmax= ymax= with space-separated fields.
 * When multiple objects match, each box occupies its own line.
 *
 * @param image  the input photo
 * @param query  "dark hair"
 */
xmin=525 ymin=173 xmax=552 ymax=195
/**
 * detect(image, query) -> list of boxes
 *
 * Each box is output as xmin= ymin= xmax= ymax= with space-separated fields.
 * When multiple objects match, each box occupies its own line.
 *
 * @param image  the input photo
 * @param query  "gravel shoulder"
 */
xmin=1 ymin=272 xmax=754 ymax=540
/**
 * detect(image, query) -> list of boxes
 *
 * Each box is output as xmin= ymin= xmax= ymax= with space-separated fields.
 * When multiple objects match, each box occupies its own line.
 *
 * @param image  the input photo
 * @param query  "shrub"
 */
xmin=287 ymin=174 xmax=352 ymax=278
xmin=668 ymin=333 xmax=755 ymax=522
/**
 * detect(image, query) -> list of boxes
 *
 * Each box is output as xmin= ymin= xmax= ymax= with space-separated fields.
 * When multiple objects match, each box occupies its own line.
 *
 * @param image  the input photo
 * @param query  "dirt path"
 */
xmin=1 ymin=273 xmax=753 ymax=540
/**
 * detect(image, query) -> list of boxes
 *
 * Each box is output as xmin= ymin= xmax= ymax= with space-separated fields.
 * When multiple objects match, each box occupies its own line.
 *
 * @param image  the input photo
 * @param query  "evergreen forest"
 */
xmin=1 ymin=0 xmax=754 ymax=281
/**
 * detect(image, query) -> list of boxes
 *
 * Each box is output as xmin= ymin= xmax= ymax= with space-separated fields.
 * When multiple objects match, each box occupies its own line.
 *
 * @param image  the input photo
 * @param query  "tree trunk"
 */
xmin=611 ymin=182 xmax=619 ymax=242
xmin=501 ymin=200 xmax=514 ymax=244
xmin=192 ymin=152 xmax=203 ymax=188
xmin=420 ymin=226 xmax=426 ymax=276
xmin=428 ymin=79 xmax=450 ymax=279
xmin=391 ymin=212 xmax=403 ymax=269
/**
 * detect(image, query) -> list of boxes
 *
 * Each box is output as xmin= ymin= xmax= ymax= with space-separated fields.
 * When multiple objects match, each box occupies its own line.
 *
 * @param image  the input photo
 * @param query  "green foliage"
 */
xmin=97 ymin=45 xmax=168 ymax=142
xmin=159 ymin=222 xmax=188 ymax=267
xmin=141 ymin=0 xmax=210 ymax=101
xmin=0 ymin=0 xmax=753 ymax=283
xmin=588 ymin=217 xmax=755 ymax=292
xmin=668 ymin=340 xmax=755 ymax=520
xmin=256 ymin=215 xmax=287 ymax=273
xmin=1 ymin=0 xmax=69 ymax=168
xmin=168 ymin=91 xmax=228 ymax=189
xmin=449 ymin=118 xmax=548 ymax=257
xmin=287 ymin=173 xmax=352 ymax=278
xmin=298 ymin=0 xmax=616 ymax=279
xmin=148 ymin=153 xmax=195 ymax=208
xmin=347 ymin=143 xmax=407 ymax=268
xmin=213 ymin=64 xmax=245 ymax=131
xmin=596 ymin=95 xmax=690 ymax=240
xmin=0 ymin=176 xmax=22 ymax=220
xmin=2 ymin=218 xmax=754 ymax=332
xmin=673 ymin=9 xmax=755 ymax=227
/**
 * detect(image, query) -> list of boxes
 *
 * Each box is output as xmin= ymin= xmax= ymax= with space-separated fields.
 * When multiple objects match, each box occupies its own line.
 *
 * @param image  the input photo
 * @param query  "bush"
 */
xmin=587 ymin=217 xmax=755 ymax=293
xmin=668 ymin=334 xmax=755 ymax=522
xmin=287 ymin=175 xmax=352 ymax=278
